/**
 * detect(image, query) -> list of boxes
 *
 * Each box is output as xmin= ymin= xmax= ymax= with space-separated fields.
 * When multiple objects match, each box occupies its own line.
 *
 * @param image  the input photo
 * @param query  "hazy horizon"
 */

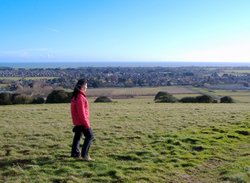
xmin=1 ymin=61 xmax=250 ymax=69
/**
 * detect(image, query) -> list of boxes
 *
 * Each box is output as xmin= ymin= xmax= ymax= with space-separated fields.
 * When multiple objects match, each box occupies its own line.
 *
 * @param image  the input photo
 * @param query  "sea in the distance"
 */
xmin=0 ymin=62 xmax=250 ymax=68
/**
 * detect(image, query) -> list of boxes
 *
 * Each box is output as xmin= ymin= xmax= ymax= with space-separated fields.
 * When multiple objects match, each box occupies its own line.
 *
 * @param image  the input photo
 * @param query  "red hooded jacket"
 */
xmin=70 ymin=90 xmax=90 ymax=129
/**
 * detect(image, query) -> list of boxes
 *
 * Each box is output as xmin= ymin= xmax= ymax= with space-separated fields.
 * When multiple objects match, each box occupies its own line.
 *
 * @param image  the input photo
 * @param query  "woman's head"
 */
xmin=72 ymin=79 xmax=88 ymax=99
xmin=75 ymin=79 xmax=88 ymax=92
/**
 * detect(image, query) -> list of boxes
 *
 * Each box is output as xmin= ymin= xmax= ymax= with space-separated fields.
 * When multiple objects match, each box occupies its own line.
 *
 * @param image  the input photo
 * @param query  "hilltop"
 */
xmin=0 ymin=98 xmax=249 ymax=182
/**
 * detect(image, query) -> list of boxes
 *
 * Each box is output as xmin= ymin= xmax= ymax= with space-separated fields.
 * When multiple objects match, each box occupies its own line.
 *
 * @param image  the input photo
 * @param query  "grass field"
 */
xmin=212 ymin=90 xmax=250 ymax=103
xmin=0 ymin=98 xmax=249 ymax=182
xmin=87 ymin=86 xmax=250 ymax=103
xmin=0 ymin=84 xmax=8 ymax=88
xmin=191 ymin=88 xmax=250 ymax=103
xmin=87 ymin=86 xmax=198 ymax=98
xmin=222 ymin=70 xmax=250 ymax=74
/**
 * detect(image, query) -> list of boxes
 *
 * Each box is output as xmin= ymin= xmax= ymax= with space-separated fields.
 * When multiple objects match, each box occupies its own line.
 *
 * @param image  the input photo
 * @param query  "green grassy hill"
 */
xmin=0 ymin=98 xmax=249 ymax=182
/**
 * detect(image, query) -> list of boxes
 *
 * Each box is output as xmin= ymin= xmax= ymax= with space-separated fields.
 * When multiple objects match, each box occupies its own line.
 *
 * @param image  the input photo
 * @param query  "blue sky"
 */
xmin=0 ymin=0 xmax=250 ymax=62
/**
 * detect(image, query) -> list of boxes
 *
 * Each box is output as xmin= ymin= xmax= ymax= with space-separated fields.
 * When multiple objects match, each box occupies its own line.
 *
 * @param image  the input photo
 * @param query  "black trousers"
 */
xmin=71 ymin=126 xmax=94 ymax=158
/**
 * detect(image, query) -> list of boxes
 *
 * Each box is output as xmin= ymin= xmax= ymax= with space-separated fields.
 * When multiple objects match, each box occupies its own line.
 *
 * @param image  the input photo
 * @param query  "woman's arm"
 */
xmin=76 ymin=95 xmax=90 ymax=129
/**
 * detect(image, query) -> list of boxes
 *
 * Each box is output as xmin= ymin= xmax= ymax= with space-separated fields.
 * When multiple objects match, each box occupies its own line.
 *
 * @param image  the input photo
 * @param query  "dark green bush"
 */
xmin=1 ymin=93 xmax=47 ymax=105
xmin=94 ymin=96 xmax=112 ymax=103
xmin=220 ymin=96 xmax=234 ymax=103
xmin=179 ymin=95 xmax=214 ymax=103
xmin=154 ymin=91 xmax=177 ymax=103
xmin=179 ymin=97 xmax=197 ymax=103
xmin=0 ymin=93 xmax=12 ymax=105
xmin=46 ymin=90 xmax=71 ymax=103
xmin=212 ymin=99 xmax=218 ymax=103
xmin=195 ymin=95 xmax=213 ymax=103
xmin=12 ymin=94 xmax=33 ymax=104
xmin=32 ymin=97 xmax=45 ymax=104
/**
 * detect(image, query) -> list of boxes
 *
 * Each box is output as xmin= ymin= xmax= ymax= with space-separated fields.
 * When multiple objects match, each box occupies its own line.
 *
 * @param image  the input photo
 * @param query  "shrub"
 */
xmin=212 ymin=99 xmax=218 ymax=103
xmin=94 ymin=96 xmax=112 ymax=103
xmin=32 ymin=97 xmax=45 ymax=104
xmin=195 ymin=95 xmax=213 ymax=103
xmin=0 ymin=92 xmax=12 ymax=105
xmin=1 ymin=93 xmax=46 ymax=105
xmin=12 ymin=94 xmax=33 ymax=104
xmin=154 ymin=91 xmax=177 ymax=103
xmin=220 ymin=96 xmax=234 ymax=103
xmin=179 ymin=97 xmax=197 ymax=103
xmin=46 ymin=90 xmax=71 ymax=103
xmin=179 ymin=95 xmax=214 ymax=103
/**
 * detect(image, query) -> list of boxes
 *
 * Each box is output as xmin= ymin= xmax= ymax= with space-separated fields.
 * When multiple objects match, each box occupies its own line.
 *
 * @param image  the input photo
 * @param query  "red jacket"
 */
xmin=71 ymin=91 xmax=90 ymax=129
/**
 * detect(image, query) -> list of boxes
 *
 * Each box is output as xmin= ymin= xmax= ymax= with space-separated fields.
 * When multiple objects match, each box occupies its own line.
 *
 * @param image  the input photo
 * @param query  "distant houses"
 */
xmin=0 ymin=67 xmax=250 ymax=91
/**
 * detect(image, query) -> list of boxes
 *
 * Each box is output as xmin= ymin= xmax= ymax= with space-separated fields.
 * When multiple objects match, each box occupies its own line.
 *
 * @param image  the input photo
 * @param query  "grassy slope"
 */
xmin=0 ymin=98 xmax=249 ymax=183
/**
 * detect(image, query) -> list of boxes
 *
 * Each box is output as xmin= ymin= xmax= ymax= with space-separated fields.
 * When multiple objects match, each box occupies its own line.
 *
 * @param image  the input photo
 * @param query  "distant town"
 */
xmin=0 ymin=66 xmax=250 ymax=92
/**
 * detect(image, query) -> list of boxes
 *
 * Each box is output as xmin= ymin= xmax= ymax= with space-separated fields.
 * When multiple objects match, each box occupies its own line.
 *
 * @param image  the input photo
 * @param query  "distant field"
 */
xmin=223 ymin=69 xmax=250 ymax=74
xmin=0 ymin=84 xmax=8 ymax=88
xmin=87 ymin=86 xmax=250 ymax=103
xmin=0 ymin=99 xmax=249 ymax=182
xmin=212 ymin=90 xmax=250 ymax=103
xmin=87 ymin=86 xmax=199 ymax=98
xmin=192 ymin=88 xmax=250 ymax=103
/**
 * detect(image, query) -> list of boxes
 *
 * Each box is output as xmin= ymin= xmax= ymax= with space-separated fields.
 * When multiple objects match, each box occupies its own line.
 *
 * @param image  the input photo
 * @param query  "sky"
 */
xmin=0 ymin=0 xmax=250 ymax=63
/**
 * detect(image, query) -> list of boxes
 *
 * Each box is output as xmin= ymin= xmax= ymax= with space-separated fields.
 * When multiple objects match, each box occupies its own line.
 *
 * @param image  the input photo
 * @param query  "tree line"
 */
xmin=0 ymin=90 xmax=234 ymax=105
xmin=154 ymin=91 xmax=234 ymax=103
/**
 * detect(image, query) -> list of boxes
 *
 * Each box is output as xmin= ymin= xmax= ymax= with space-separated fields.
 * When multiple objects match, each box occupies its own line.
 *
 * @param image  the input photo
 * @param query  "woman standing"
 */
xmin=70 ymin=79 xmax=94 ymax=161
